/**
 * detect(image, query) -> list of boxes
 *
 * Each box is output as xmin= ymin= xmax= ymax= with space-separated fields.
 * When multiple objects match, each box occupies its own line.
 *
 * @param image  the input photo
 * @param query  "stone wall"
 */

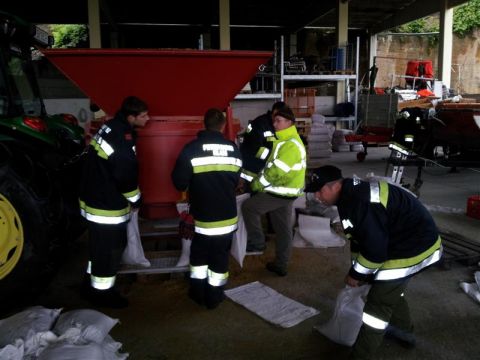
xmin=375 ymin=29 xmax=480 ymax=95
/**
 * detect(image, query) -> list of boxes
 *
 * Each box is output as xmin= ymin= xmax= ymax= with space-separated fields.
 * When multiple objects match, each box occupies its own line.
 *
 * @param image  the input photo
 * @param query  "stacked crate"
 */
xmin=284 ymin=88 xmax=316 ymax=118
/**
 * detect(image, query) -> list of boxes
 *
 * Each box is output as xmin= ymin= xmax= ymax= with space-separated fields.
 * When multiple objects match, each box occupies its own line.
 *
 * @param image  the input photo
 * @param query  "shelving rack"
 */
xmin=235 ymin=36 xmax=360 ymax=128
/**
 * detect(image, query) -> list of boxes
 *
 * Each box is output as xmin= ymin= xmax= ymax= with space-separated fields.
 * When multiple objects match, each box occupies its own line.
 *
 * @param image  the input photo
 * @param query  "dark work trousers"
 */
xmin=189 ymin=232 xmax=233 ymax=306
xmin=88 ymin=221 xmax=128 ymax=278
xmin=242 ymin=192 xmax=294 ymax=269
xmin=244 ymin=182 xmax=274 ymax=235
xmin=352 ymin=278 xmax=412 ymax=360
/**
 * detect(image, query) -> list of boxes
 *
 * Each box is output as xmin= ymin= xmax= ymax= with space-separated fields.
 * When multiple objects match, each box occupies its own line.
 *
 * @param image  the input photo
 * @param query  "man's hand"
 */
xmin=345 ymin=274 xmax=361 ymax=287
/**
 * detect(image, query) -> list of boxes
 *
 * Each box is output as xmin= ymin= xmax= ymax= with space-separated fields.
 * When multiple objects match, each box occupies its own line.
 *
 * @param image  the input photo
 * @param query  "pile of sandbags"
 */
xmin=0 ymin=306 xmax=128 ymax=359
xmin=332 ymin=129 xmax=363 ymax=152
xmin=307 ymin=114 xmax=335 ymax=159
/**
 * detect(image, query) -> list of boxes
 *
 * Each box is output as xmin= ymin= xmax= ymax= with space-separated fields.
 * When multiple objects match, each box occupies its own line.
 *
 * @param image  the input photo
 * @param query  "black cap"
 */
xmin=305 ymin=165 xmax=343 ymax=192
xmin=275 ymin=108 xmax=295 ymax=122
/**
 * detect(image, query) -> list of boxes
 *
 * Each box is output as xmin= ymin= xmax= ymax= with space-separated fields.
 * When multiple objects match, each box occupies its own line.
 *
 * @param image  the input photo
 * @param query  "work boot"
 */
xmin=385 ymin=325 xmax=416 ymax=349
xmin=246 ymin=243 xmax=266 ymax=255
xmin=205 ymin=284 xmax=226 ymax=310
xmin=188 ymin=278 xmax=206 ymax=306
xmin=188 ymin=287 xmax=205 ymax=306
xmin=89 ymin=288 xmax=129 ymax=309
xmin=266 ymin=262 xmax=287 ymax=277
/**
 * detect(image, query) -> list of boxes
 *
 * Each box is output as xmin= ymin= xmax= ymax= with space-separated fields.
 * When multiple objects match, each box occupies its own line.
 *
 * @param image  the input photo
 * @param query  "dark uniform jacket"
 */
xmin=239 ymin=112 xmax=276 ymax=181
xmin=337 ymin=178 xmax=442 ymax=282
xmin=79 ymin=113 xmax=141 ymax=225
xmin=171 ymin=130 xmax=242 ymax=236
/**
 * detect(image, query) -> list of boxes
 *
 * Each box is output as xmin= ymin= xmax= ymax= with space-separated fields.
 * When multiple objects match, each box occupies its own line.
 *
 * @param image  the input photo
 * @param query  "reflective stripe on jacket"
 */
xmin=251 ymin=125 xmax=306 ymax=197
xmin=240 ymin=112 xmax=276 ymax=181
xmin=171 ymin=130 xmax=242 ymax=235
xmin=79 ymin=114 xmax=141 ymax=225
xmin=338 ymin=179 xmax=442 ymax=282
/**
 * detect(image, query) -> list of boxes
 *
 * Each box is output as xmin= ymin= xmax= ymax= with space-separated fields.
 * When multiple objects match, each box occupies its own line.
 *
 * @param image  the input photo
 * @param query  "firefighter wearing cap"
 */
xmin=306 ymin=165 xmax=442 ymax=359
xmin=242 ymin=106 xmax=306 ymax=276
xmin=239 ymin=101 xmax=288 ymax=185
xmin=79 ymin=96 xmax=150 ymax=308
xmin=172 ymin=108 xmax=242 ymax=309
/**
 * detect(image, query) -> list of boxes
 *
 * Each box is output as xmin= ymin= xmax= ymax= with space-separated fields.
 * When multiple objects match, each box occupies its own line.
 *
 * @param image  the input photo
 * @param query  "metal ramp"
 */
xmin=439 ymin=229 xmax=480 ymax=269
xmin=118 ymin=218 xmax=189 ymax=275
xmin=118 ymin=251 xmax=188 ymax=274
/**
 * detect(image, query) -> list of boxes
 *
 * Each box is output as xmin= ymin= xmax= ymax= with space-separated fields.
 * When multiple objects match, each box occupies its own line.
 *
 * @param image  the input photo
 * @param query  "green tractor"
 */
xmin=0 ymin=11 xmax=85 ymax=307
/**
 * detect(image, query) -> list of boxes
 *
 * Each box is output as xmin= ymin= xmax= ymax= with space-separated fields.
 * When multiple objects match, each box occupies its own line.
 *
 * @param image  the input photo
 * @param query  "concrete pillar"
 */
xmin=336 ymin=0 xmax=349 ymax=104
xmin=219 ymin=0 xmax=230 ymax=50
xmin=438 ymin=0 xmax=453 ymax=88
xmin=336 ymin=0 xmax=348 ymax=48
xmin=88 ymin=0 xmax=102 ymax=48
xmin=369 ymin=34 xmax=377 ymax=70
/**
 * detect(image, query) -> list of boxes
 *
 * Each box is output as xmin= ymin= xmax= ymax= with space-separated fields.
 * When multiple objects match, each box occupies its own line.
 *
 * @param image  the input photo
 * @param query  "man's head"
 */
xmin=305 ymin=165 xmax=343 ymax=205
xmin=204 ymin=108 xmax=226 ymax=132
xmin=273 ymin=107 xmax=295 ymax=132
xmin=121 ymin=96 xmax=150 ymax=127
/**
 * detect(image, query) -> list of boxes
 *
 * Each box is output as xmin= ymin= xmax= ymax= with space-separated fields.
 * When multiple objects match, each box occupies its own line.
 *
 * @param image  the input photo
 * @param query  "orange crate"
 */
xmin=284 ymin=88 xmax=316 ymax=117
xmin=466 ymin=195 xmax=480 ymax=220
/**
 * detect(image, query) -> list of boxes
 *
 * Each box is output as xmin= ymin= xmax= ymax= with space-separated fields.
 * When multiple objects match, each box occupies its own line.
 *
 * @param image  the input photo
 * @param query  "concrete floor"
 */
xmin=32 ymin=146 xmax=480 ymax=360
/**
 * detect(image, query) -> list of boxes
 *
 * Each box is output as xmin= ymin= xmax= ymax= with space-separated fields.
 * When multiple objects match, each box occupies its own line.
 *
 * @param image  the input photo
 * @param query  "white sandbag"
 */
xmin=304 ymin=194 xmax=340 ymax=223
xmin=176 ymin=202 xmax=192 ymax=267
xmin=308 ymin=141 xmax=332 ymax=150
xmin=102 ymin=335 xmax=129 ymax=360
xmin=459 ymin=272 xmax=480 ymax=304
xmin=308 ymin=149 xmax=333 ymax=158
xmin=312 ymin=113 xmax=326 ymax=124
xmin=122 ymin=210 xmax=151 ymax=267
xmin=459 ymin=282 xmax=480 ymax=303
xmin=38 ymin=342 xmax=105 ymax=360
xmin=231 ymin=193 xmax=250 ymax=267
xmin=292 ymin=228 xmax=309 ymax=248
xmin=53 ymin=309 xmax=119 ymax=344
xmin=475 ymin=271 xmax=480 ymax=287
xmin=24 ymin=331 xmax=58 ymax=358
xmin=291 ymin=194 xmax=307 ymax=226
xmin=176 ymin=202 xmax=189 ymax=214
xmin=314 ymin=285 xmax=371 ymax=346
xmin=175 ymin=238 xmax=191 ymax=267
xmin=298 ymin=214 xmax=345 ymax=248
xmin=0 ymin=306 xmax=61 ymax=347
xmin=0 ymin=339 xmax=24 ymax=360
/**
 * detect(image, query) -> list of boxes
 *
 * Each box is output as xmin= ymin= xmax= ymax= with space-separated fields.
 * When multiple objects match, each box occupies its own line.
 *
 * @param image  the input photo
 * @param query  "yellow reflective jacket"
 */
xmin=251 ymin=125 xmax=306 ymax=197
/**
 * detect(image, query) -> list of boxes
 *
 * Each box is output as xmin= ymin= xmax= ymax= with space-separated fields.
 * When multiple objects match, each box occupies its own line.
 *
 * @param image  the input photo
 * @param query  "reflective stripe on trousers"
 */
xmin=362 ymin=312 xmax=388 ymax=330
xmin=86 ymin=261 xmax=116 ymax=290
xmin=190 ymin=265 xmax=228 ymax=286
xmin=91 ymin=275 xmax=116 ymax=290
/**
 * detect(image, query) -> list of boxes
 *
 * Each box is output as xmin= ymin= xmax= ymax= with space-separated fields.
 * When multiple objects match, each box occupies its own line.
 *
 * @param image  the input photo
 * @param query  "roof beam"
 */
xmin=286 ymin=2 xmax=337 ymax=33
xmin=370 ymin=0 xmax=469 ymax=34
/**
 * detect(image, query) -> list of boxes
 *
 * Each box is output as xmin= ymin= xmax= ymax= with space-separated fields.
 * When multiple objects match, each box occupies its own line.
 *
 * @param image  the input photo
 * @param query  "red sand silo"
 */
xmin=42 ymin=49 xmax=272 ymax=218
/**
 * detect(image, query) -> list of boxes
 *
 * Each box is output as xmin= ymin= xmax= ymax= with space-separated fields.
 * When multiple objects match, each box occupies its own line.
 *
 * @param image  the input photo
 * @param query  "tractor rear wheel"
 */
xmin=0 ymin=163 xmax=60 ymax=312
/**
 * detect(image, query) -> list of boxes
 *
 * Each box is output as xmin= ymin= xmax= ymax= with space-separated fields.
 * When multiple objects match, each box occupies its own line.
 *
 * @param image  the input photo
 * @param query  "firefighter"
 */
xmin=171 ymin=108 xmax=242 ymax=309
xmin=79 ymin=96 xmax=149 ymax=308
xmin=242 ymin=106 xmax=306 ymax=276
xmin=239 ymin=101 xmax=288 ymax=187
xmin=305 ymin=165 xmax=443 ymax=359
